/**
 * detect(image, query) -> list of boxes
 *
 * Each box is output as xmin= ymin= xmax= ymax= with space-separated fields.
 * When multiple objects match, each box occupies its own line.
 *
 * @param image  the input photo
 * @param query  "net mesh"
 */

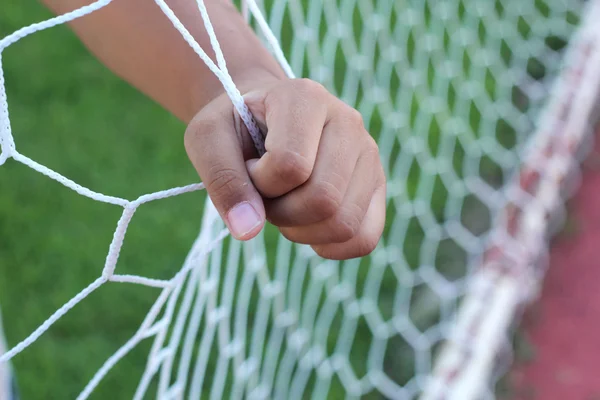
xmin=1 ymin=0 xmax=599 ymax=399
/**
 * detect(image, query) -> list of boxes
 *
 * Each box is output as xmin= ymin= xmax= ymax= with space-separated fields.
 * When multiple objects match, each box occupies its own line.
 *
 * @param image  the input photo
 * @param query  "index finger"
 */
xmin=245 ymin=79 xmax=330 ymax=198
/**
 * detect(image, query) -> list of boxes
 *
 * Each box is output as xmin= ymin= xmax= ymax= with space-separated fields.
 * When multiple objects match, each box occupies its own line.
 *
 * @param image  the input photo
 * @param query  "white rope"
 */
xmin=0 ymin=277 xmax=106 ymax=364
xmin=0 ymin=0 xmax=113 ymax=51
xmin=152 ymin=0 xmax=266 ymax=155
xmin=423 ymin=2 xmax=600 ymax=396
xmin=109 ymin=274 xmax=172 ymax=288
xmin=243 ymin=0 xmax=296 ymax=79
xmin=0 ymin=0 xmax=592 ymax=399
xmin=0 ymin=306 xmax=13 ymax=400
xmin=77 ymin=286 xmax=175 ymax=400
xmin=13 ymin=152 xmax=129 ymax=206
xmin=0 ymin=54 xmax=15 ymax=166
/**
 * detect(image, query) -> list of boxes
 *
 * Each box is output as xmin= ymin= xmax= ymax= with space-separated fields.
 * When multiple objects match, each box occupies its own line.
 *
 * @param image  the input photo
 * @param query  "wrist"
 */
xmin=233 ymin=66 xmax=287 ymax=95
xmin=180 ymin=1 xmax=288 ymax=122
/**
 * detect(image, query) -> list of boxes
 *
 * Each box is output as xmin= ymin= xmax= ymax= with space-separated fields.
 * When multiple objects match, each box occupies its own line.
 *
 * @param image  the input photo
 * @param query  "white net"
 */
xmin=1 ymin=0 xmax=600 ymax=399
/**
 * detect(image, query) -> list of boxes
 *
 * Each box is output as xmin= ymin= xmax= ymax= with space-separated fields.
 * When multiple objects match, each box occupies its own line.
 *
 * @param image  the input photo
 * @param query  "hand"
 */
xmin=184 ymin=78 xmax=386 ymax=260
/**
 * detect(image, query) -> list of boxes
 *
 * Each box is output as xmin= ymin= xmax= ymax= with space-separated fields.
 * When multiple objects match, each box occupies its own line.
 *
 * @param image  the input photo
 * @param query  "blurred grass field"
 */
xmin=0 ymin=3 xmax=215 ymax=398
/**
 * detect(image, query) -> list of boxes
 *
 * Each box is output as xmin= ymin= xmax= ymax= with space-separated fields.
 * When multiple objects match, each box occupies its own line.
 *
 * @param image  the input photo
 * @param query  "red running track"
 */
xmin=509 ymin=133 xmax=600 ymax=400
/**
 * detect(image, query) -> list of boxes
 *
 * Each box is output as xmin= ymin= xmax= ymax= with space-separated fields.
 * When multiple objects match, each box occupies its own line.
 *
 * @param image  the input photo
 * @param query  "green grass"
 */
xmin=0 ymin=3 xmax=209 ymax=398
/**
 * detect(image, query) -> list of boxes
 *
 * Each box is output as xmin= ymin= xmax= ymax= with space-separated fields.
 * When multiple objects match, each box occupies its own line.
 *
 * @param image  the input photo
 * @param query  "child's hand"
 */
xmin=184 ymin=78 xmax=386 ymax=260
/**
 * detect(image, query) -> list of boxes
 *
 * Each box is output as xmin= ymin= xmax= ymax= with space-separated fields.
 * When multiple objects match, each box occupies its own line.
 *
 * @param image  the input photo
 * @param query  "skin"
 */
xmin=41 ymin=0 xmax=387 ymax=260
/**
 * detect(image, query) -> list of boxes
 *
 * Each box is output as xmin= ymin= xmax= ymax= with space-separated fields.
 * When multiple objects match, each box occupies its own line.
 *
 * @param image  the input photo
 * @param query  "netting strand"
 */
xmin=425 ymin=2 xmax=600 ymax=396
xmin=152 ymin=0 xmax=267 ymax=154
xmin=1 ymin=0 xmax=598 ymax=399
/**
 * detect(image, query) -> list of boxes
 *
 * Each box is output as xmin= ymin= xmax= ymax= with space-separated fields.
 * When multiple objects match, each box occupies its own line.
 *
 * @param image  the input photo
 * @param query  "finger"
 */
xmin=311 ymin=183 xmax=386 ymax=260
xmin=185 ymin=95 xmax=265 ymax=241
xmin=246 ymin=79 xmax=330 ymax=198
xmin=279 ymin=144 xmax=382 ymax=243
xmin=265 ymin=121 xmax=368 ymax=227
xmin=277 ymin=144 xmax=377 ymax=242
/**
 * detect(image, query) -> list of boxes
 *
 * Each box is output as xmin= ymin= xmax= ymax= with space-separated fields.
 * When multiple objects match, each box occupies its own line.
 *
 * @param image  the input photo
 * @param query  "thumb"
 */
xmin=184 ymin=96 xmax=265 ymax=241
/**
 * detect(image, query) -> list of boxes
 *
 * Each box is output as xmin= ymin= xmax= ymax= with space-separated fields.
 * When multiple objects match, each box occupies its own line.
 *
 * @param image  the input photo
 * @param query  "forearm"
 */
xmin=41 ymin=0 xmax=286 ymax=122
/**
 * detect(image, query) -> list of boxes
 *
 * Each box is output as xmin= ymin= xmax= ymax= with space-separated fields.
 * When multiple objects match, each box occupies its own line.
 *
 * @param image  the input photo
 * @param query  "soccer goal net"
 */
xmin=1 ymin=0 xmax=600 ymax=398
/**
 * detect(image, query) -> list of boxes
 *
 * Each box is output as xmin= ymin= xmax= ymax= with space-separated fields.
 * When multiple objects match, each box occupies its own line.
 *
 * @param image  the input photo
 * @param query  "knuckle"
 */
xmin=308 ymin=181 xmax=343 ymax=219
xmin=184 ymin=115 xmax=217 ymax=152
xmin=346 ymin=107 xmax=365 ymax=127
xmin=205 ymin=166 xmax=246 ymax=204
xmin=361 ymin=136 xmax=383 ymax=170
xmin=331 ymin=211 xmax=361 ymax=242
xmin=292 ymin=78 xmax=327 ymax=97
xmin=183 ymin=122 xmax=201 ymax=151
xmin=364 ymin=135 xmax=379 ymax=153
xmin=377 ymin=167 xmax=387 ymax=187
xmin=271 ymin=150 xmax=312 ymax=185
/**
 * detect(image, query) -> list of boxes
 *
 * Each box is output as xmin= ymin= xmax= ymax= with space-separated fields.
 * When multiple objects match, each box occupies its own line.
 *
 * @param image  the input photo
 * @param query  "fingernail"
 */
xmin=227 ymin=202 xmax=262 ymax=239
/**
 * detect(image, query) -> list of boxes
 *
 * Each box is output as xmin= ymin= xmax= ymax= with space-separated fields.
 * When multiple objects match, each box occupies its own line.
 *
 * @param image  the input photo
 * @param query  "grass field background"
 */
xmin=1 ymin=3 xmax=213 ymax=398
